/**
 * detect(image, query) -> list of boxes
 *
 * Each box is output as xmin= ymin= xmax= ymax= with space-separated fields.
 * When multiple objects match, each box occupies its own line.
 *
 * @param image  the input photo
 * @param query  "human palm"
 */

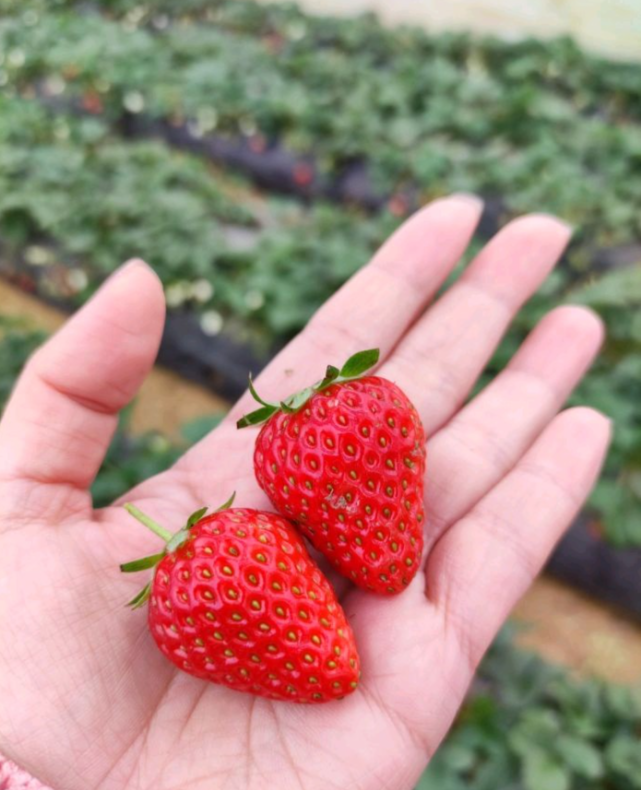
xmin=0 ymin=197 xmax=610 ymax=790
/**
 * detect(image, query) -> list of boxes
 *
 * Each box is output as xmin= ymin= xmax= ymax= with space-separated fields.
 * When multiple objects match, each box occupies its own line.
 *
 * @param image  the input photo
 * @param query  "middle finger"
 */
xmin=380 ymin=213 xmax=573 ymax=434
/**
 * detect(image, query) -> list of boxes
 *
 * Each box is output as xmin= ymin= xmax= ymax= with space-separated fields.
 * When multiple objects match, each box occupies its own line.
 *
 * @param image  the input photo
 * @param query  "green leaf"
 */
xmin=236 ymin=404 xmax=278 ymax=428
xmin=166 ymin=528 xmax=191 ymax=553
xmin=443 ymin=743 xmax=476 ymax=772
xmin=186 ymin=506 xmax=208 ymax=528
xmin=606 ymin=735 xmax=641 ymax=784
xmin=126 ymin=581 xmax=152 ymax=609
xmin=556 ymin=735 xmax=603 ymax=779
xmin=571 ymin=266 xmax=641 ymax=308
xmin=339 ymin=348 xmax=380 ymax=379
xmin=523 ymin=751 xmax=570 ymax=790
xmin=120 ymin=552 xmax=165 ymax=573
xmin=282 ymin=386 xmax=315 ymax=412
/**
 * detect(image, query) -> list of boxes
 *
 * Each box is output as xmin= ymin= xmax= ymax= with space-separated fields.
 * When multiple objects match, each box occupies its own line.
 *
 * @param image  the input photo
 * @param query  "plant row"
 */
xmin=420 ymin=628 xmax=641 ymax=790
xmin=0 ymin=96 xmax=399 ymax=347
xmin=1 ymin=92 xmax=641 ymax=546
xmin=2 ymin=2 xmax=641 ymax=252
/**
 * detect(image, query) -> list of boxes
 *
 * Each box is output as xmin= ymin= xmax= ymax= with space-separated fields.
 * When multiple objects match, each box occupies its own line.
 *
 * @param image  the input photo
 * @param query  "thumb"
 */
xmin=0 ymin=260 xmax=165 ymax=524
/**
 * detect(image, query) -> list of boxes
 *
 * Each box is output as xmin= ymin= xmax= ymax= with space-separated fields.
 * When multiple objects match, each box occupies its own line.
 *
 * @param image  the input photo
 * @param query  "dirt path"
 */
xmin=2 ymin=278 xmax=640 ymax=684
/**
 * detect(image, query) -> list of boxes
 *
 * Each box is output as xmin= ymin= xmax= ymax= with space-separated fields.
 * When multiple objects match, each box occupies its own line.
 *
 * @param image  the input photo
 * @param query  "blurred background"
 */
xmin=0 ymin=1 xmax=640 ymax=788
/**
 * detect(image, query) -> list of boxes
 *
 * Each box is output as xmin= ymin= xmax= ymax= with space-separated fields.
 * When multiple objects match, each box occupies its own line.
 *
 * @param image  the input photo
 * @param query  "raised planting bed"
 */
xmin=549 ymin=514 xmax=641 ymax=621
xmin=4 ymin=1 xmax=641 ymax=251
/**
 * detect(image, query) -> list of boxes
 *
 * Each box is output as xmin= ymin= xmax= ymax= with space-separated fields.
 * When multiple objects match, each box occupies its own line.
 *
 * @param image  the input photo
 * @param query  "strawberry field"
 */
xmin=0 ymin=3 xmax=640 ymax=590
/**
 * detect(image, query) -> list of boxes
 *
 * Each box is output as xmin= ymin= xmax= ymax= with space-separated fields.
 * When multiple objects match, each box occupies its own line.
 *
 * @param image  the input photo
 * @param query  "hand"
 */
xmin=0 ymin=196 xmax=610 ymax=790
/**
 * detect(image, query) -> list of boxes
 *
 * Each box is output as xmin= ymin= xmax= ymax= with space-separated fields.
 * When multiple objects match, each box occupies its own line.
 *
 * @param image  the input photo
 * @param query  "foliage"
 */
xmin=418 ymin=628 xmax=641 ymax=790
xmin=0 ymin=316 xmax=46 ymax=407
xmin=3 ymin=2 xmax=641 ymax=250
xmin=0 ymin=1 xmax=640 ymax=546
xmin=0 ymin=95 xmax=398 ymax=343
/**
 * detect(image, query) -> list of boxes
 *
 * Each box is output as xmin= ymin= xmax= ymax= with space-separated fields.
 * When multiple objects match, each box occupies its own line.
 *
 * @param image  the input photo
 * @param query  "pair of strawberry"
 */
xmin=122 ymin=350 xmax=426 ymax=704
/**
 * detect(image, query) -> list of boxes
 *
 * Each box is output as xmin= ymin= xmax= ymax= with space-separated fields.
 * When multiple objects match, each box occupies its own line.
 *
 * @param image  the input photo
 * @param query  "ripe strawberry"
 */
xmin=121 ymin=497 xmax=360 ymax=704
xmin=238 ymin=350 xmax=426 ymax=594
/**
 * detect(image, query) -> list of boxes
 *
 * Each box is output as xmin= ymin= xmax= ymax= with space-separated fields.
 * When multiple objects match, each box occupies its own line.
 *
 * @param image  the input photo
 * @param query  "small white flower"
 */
xmin=287 ymin=21 xmax=307 ymax=41
xmin=166 ymin=283 xmax=187 ymax=308
xmin=67 ymin=269 xmax=89 ymax=292
xmin=152 ymin=14 xmax=169 ymax=30
xmin=191 ymin=279 xmax=214 ymax=303
xmin=46 ymin=75 xmax=66 ymax=96
xmin=123 ymin=91 xmax=145 ymax=114
xmin=25 ymin=246 xmax=52 ymax=267
xmin=200 ymin=310 xmax=223 ymax=336
xmin=8 ymin=49 xmax=25 ymax=68
xmin=239 ymin=117 xmax=257 ymax=137
xmin=244 ymin=290 xmax=265 ymax=310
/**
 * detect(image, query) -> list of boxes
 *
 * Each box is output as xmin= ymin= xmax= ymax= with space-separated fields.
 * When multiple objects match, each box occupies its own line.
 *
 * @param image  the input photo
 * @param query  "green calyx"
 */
xmin=120 ymin=492 xmax=236 ymax=609
xmin=237 ymin=348 xmax=380 ymax=429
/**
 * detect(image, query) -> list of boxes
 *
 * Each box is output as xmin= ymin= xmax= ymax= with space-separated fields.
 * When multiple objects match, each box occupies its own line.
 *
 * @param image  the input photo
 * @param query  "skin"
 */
xmin=0 ymin=195 xmax=610 ymax=790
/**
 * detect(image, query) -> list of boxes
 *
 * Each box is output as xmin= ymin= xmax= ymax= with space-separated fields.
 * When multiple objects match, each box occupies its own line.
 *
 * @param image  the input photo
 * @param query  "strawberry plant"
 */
xmin=3 ymin=2 xmax=641 ymax=252
xmin=418 ymin=627 xmax=641 ymax=790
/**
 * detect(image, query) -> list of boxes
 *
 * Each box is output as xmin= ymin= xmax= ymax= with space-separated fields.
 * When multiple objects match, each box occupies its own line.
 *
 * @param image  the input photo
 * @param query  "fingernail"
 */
xmin=449 ymin=192 xmax=484 ymax=209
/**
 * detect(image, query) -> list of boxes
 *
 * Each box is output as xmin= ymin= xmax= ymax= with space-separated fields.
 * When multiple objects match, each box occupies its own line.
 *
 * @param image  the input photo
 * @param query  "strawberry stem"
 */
xmin=121 ymin=495 xmax=236 ymax=608
xmin=124 ymin=503 xmax=173 ymax=542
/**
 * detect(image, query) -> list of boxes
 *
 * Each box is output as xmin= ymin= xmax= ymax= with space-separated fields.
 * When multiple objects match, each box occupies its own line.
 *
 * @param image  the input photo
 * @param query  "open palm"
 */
xmin=0 ymin=196 xmax=610 ymax=790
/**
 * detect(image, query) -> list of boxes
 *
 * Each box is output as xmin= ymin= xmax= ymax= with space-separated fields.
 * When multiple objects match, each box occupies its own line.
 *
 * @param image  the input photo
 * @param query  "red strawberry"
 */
xmin=121 ymin=497 xmax=360 ymax=704
xmin=238 ymin=350 xmax=426 ymax=594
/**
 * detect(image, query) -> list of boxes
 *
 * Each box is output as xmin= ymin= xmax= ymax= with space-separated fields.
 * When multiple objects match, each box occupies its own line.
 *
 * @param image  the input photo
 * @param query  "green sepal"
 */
xmin=248 ymin=374 xmax=275 ymax=409
xmin=215 ymin=491 xmax=236 ymax=512
xmin=120 ymin=552 xmax=165 ymax=573
xmin=166 ymin=529 xmax=190 ymax=553
xmin=186 ymin=506 xmax=208 ymax=529
xmin=281 ymin=386 xmax=314 ymax=413
xmin=127 ymin=581 xmax=153 ymax=609
xmin=237 ymin=404 xmax=278 ymax=428
xmin=317 ymin=365 xmax=341 ymax=390
xmin=339 ymin=348 xmax=380 ymax=378
xmin=236 ymin=347 xmax=380 ymax=428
